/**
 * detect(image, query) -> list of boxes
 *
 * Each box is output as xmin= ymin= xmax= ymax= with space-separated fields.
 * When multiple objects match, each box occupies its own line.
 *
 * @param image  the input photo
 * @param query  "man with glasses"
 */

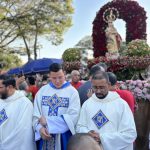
xmin=76 ymin=71 xmax=137 ymax=150
xmin=0 ymin=75 xmax=35 ymax=150
xmin=78 ymin=64 xmax=105 ymax=106
xmin=33 ymin=63 xmax=80 ymax=150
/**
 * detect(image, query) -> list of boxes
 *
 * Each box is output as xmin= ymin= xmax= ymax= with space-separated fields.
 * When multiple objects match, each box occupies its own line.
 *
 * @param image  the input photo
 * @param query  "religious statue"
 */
xmin=105 ymin=21 xmax=122 ymax=54
xmin=103 ymin=8 xmax=122 ymax=58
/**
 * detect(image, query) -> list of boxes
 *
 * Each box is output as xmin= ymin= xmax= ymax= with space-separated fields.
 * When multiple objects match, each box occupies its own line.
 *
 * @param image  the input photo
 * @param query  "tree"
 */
xmin=0 ymin=52 xmax=22 ymax=70
xmin=75 ymin=35 xmax=94 ymax=60
xmin=75 ymin=35 xmax=93 ymax=49
xmin=0 ymin=0 xmax=73 ymax=61
xmin=62 ymin=48 xmax=81 ymax=62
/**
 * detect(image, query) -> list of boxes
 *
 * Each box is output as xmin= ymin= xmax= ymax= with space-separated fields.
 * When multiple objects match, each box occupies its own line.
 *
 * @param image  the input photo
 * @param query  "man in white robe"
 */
xmin=33 ymin=63 xmax=80 ymax=150
xmin=76 ymin=71 xmax=137 ymax=150
xmin=0 ymin=75 xmax=35 ymax=150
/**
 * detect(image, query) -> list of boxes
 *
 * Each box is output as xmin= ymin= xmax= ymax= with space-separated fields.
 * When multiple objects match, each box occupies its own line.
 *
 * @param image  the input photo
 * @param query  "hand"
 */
xmin=88 ymin=130 xmax=100 ymax=143
xmin=87 ymin=89 xmax=93 ymax=98
xmin=16 ymin=76 xmax=25 ymax=89
xmin=39 ymin=116 xmax=47 ymax=126
xmin=40 ymin=127 xmax=51 ymax=140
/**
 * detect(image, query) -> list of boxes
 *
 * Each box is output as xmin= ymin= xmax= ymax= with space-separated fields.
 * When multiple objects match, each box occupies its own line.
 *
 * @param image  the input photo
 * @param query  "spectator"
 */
xmin=27 ymin=76 xmax=39 ymax=100
xmin=42 ymin=74 xmax=49 ymax=86
xmin=78 ymin=64 xmax=104 ymax=105
xmin=107 ymin=72 xmax=135 ymax=113
xmin=70 ymin=70 xmax=83 ymax=89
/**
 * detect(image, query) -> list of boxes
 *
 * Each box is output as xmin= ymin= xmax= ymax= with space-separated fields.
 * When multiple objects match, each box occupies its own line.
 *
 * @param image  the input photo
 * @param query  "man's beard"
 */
xmin=1 ymin=92 xmax=8 ymax=100
xmin=95 ymin=92 xmax=108 ymax=99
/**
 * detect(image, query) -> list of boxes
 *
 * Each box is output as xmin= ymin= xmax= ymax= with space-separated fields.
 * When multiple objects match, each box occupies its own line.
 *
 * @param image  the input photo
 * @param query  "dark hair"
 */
xmin=97 ymin=62 xmax=108 ymax=71
xmin=0 ymin=74 xmax=16 ymax=87
xmin=42 ymin=74 xmax=48 ymax=81
xmin=92 ymin=71 xmax=109 ymax=83
xmin=67 ymin=133 xmax=94 ymax=150
xmin=49 ymin=63 xmax=63 ymax=72
xmin=27 ymin=76 xmax=35 ymax=85
xmin=107 ymin=72 xmax=117 ymax=86
xmin=89 ymin=65 xmax=103 ymax=76
xmin=19 ymin=81 xmax=28 ymax=90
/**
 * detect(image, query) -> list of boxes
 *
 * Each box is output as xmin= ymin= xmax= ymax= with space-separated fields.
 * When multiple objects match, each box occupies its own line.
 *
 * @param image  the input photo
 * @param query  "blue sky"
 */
xmin=37 ymin=0 xmax=150 ymax=59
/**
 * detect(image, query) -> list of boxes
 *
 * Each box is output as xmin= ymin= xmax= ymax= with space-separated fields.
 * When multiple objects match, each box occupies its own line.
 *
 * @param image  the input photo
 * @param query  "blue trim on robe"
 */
xmin=49 ymin=82 xmax=70 ymax=89
xmin=36 ymin=139 xmax=43 ymax=150
xmin=61 ymin=130 xmax=72 ymax=150
xmin=60 ymin=115 xmax=72 ymax=150
xmin=36 ymin=131 xmax=72 ymax=150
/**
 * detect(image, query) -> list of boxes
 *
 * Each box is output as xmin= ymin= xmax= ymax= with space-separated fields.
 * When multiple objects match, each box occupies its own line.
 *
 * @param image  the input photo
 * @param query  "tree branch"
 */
xmin=0 ymin=35 xmax=18 ymax=48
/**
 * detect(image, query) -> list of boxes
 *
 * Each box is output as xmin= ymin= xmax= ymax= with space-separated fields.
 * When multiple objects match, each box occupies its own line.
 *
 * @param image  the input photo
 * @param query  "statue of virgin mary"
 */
xmin=104 ymin=9 xmax=122 ymax=55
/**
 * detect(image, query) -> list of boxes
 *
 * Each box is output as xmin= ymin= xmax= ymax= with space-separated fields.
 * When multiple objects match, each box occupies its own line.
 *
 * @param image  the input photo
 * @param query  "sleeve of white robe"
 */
xmin=100 ymin=103 xmax=137 ymax=150
xmin=32 ymin=90 xmax=43 ymax=141
xmin=76 ymin=103 xmax=90 ymax=133
xmin=62 ymin=90 xmax=81 ymax=134
xmin=1 ymin=100 xmax=35 ymax=150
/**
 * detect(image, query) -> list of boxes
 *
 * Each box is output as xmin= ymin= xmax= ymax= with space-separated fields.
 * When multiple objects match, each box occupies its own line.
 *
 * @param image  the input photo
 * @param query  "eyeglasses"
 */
xmin=92 ymin=86 xmax=107 ymax=91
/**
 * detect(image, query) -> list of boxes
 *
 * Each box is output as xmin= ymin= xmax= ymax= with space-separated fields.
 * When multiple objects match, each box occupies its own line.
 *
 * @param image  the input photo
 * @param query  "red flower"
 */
xmin=92 ymin=0 xmax=147 ymax=57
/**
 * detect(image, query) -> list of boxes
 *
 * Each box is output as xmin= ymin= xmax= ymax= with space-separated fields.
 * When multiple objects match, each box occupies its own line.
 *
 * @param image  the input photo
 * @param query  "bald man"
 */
xmin=67 ymin=133 xmax=103 ymax=150
xmin=70 ymin=70 xmax=83 ymax=89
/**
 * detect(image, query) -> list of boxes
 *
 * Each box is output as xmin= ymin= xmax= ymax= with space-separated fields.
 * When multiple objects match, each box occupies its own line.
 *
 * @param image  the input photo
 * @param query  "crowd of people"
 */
xmin=0 ymin=62 xmax=148 ymax=150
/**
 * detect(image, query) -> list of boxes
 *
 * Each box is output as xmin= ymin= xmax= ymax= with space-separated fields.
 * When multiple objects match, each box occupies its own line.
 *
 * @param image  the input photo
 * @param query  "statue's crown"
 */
xmin=103 ymin=8 xmax=119 ymax=23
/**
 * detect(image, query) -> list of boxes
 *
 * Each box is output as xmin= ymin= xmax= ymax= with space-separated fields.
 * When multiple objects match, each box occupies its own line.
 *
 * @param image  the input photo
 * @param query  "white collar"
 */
xmin=5 ymin=90 xmax=25 ymax=103
xmin=91 ymin=91 xmax=120 ymax=103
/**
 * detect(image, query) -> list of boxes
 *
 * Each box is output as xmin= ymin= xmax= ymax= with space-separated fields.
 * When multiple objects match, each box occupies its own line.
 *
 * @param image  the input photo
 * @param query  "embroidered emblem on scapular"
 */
xmin=42 ymin=94 xmax=69 ymax=116
xmin=0 ymin=109 xmax=8 ymax=126
xmin=92 ymin=109 xmax=109 ymax=129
